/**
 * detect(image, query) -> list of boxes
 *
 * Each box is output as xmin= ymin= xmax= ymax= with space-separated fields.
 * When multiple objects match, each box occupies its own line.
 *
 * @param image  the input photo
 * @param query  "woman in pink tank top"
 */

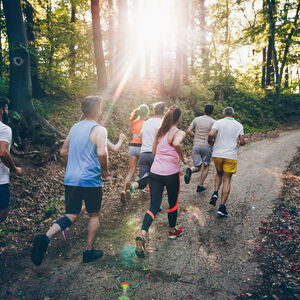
xmin=135 ymin=106 xmax=186 ymax=258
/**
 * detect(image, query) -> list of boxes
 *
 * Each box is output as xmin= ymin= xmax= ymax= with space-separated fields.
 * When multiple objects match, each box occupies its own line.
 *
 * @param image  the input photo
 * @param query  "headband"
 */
xmin=170 ymin=107 xmax=175 ymax=112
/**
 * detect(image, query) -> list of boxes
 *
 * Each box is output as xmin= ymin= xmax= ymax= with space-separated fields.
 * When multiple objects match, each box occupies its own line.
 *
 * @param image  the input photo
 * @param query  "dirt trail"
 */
xmin=1 ymin=129 xmax=299 ymax=300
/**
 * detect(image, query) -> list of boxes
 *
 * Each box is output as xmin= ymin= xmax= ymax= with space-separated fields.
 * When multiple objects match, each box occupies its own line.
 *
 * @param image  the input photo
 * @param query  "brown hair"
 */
xmin=156 ymin=106 xmax=181 ymax=140
xmin=129 ymin=104 xmax=149 ymax=122
xmin=153 ymin=102 xmax=165 ymax=116
xmin=81 ymin=96 xmax=101 ymax=117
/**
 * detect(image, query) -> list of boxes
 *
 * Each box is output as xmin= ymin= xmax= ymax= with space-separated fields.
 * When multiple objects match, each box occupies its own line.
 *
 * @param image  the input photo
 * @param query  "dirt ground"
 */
xmin=0 ymin=129 xmax=299 ymax=300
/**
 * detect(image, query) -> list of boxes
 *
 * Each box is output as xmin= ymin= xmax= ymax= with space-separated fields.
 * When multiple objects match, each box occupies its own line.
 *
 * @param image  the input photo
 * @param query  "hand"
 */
xmin=101 ymin=170 xmax=109 ymax=180
xmin=119 ymin=133 xmax=126 ymax=141
xmin=15 ymin=167 xmax=22 ymax=175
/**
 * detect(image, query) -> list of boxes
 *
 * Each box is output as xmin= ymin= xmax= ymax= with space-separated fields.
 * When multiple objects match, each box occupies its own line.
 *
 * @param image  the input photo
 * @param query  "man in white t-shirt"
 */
xmin=208 ymin=107 xmax=245 ymax=217
xmin=126 ymin=102 xmax=165 ymax=199
xmin=0 ymin=97 xmax=22 ymax=222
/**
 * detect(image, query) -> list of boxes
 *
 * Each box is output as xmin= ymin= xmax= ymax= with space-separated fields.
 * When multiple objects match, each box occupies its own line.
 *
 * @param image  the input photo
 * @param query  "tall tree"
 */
xmin=182 ymin=0 xmax=189 ymax=84
xmin=69 ymin=0 xmax=76 ymax=78
xmin=2 ymin=0 xmax=59 ymax=135
xmin=108 ymin=0 xmax=114 ymax=80
xmin=0 ymin=1 xmax=3 ymax=78
xmin=199 ymin=0 xmax=208 ymax=70
xmin=91 ymin=0 xmax=107 ymax=90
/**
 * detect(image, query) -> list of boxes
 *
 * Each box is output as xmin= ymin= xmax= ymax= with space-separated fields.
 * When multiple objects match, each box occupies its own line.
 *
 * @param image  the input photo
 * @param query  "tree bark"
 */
xmin=262 ymin=47 xmax=266 ymax=88
xmin=23 ymin=0 xmax=45 ymax=98
xmin=69 ymin=0 xmax=76 ymax=78
xmin=182 ymin=0 xmax=189 ymax=84
xmin=115 ymin=0 xmax=129 ymax=88
xmin=225 ymin=0 xmax=230 ymax=71
xmin=0 ymin=2 xmax=3 ymax=78
xmin=199 ymin=0 xmax=208 ymax=71
xmin=2 ymin=0 xmax=60 ymax=136
xmin=91 ymin=0 xmax=107 ymax=91
xmin=108 ymin=0 xmax=114 ymax=80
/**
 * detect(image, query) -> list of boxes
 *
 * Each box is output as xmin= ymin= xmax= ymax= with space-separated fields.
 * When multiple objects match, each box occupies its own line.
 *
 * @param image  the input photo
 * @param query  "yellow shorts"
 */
xmin=213 ymin=157 xmax=237 ymax=174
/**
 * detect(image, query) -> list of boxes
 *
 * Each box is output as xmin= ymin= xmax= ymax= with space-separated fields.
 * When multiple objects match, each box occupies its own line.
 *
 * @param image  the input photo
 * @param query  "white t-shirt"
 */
xmin=140 ymin=117 xmax=162 ymax=153
xmin=212 ymin=117 xmax=244 ymax=160
xmin=0 ymin=121 xmax=12 ymax=184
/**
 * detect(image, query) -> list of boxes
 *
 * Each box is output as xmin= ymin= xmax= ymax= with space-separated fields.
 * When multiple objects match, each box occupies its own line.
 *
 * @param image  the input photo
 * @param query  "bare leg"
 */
xmin=46 ymin=214 xmax=77 ymax=239
xmin=191 ymin=166 xmax=201 ymax=173
xmin=86 ymin=213 xmax=100 ymax=250
xmin=0 ymin=209 xmax=9 ymax=222
xmin=124 ymin=156 xmax=139 ymax=189
xmin=199 ymin=164 xmax=209 ymax=187
xmin=221 ymin=172 xmax=233 ymax=205
xmin=71 ymin=202 xmax=86 ymax=225
xmin=214 ymin=170 xmax=223 ymax=192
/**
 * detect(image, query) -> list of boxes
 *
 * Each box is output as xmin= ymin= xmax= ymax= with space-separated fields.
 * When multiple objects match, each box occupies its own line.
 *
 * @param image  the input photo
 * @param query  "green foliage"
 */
xmin=43 ymin=197 xmax=58 ymax=219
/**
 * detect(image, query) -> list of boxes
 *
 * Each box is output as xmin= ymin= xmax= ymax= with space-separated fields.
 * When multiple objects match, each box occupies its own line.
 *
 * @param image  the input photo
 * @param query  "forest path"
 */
xmin=1 ymin=129 xmax=300 ymax=300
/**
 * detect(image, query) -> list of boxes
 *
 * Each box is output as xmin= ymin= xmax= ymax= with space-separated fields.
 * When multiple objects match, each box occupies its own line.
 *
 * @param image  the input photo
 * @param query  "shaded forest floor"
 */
xmin=0 ymin=127 xmax=299 ymax=299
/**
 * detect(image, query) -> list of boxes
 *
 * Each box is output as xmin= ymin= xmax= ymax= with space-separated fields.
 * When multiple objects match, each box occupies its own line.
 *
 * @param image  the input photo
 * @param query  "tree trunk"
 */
xmin=2 ymin=0 xmax=60 ymax=136
xmin=23 ymin=0 xmax=45 ymax=98
xmin=225 ymin=0 xmax=230 ymax=71
xmin=157 ymin=40 xmax=164 ymax=95
xmin=0 ymin=2 xmax=3 ymax=78
xmin=115 ymin=0 xmax=129 ymax=88
xmin=190 ymin=1 xmax=195 ymax=72
xmin=262 ymin=47 xmax=266 ymax=88
xmin=91 ymin=0 xmax=107 ymax=91
xmin=69 ymin=0 xmax=76 ymax=78
xmin=284 ymin=67 xmax=289 ymax=88
xmin=266 ymin=36 xmax=273 ymax=86
xmin=108 ymin=0 xmax=114 ymax=80
xmin=182 ymin=0 xmax=189 ymax=85
xmin=199 ymin=0 xmax=208 ymax=71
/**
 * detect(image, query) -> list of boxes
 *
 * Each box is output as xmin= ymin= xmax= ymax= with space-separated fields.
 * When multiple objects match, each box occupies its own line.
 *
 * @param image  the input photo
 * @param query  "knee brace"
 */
xmin=55 ymin=216 xmax=72 ymax=231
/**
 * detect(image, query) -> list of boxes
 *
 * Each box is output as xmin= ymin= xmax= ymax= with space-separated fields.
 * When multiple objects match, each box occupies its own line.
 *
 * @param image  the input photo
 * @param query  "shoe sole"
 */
xmin=135 ymin=236 xmax=145 ymax=258
xmin=125 ymin=183 xmax=132 ymax=202
xmin=31 ymin=236 xmax=46 ymax=266
xmin=168 ymin=232 xmax=183 ymax=239
xmin=217 ymin=211 xmax=228 ymax=217
xmin=62 ymin=228 xmax=70 ymax=243
xmin=184 ymin=169 xmax=192 ymax=184
xmin=197 ymin=188 xmax=206 ymax=193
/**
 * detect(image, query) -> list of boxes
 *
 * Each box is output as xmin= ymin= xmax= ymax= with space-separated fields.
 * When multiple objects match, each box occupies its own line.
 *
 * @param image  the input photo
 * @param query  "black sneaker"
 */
xmin=31 ymin=235 xmax=48 ymax=266
xmin=209 ymin=194 xmax=218 ymax=206
xmin=184 ymin=168 xmax=192 ymax=184
xmin=158 ymin=206 xmax=163 ymax=213
xmin=217 ymin=204 xmax=228 ymax=217
xmin=82 ymin=249 xmax=104 ymax=263
xmin=197 ymin=186 xmax=206 ymax=192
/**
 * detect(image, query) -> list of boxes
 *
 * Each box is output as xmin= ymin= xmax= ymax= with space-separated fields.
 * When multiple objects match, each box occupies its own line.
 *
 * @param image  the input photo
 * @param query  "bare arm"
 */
xmin=208 ymin=128 xmax=217 ymax=146
xmin=0 ymin=141 xmax=22 ymax=174
xmin=90 ymin=126 xmax=109 ymax=176
xmin=171 ymin=130 xmax=186 ymax=163
xmin=60 ymin=133 xmax=70 ymax=158
xmin=187 ymin=122 xmax=194 ymax=138
xmin=107 ymin=133 xmax=126 ymax=153
xmin=238 ymin=135 xmax=246 ymax=146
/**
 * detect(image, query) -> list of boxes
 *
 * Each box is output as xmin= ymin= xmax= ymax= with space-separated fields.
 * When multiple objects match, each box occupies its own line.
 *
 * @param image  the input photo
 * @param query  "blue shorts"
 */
xmin=0 ymin=184 xmax=10 ymax=210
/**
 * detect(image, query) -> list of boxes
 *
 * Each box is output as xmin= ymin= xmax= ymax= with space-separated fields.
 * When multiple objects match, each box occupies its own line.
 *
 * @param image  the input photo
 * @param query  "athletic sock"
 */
xmin=213 ymin=191 xmax=218 ymax=197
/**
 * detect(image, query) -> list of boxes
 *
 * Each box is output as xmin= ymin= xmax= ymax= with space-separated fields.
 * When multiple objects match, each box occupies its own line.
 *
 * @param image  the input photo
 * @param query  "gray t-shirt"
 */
xmin=191 ymin=115 xmax=215 ymax=147
xmin=0 ymin=121 xmax=12 ymax=184
xmin=212 ymin=117 xmax=244 ymax=160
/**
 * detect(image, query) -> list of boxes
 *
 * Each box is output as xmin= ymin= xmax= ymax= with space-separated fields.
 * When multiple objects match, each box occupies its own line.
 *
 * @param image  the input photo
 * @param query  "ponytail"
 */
xmin=129 ymin=104 xmax=149 ymax=122
xmin=156 ymin=106 xmax=181 ymax=140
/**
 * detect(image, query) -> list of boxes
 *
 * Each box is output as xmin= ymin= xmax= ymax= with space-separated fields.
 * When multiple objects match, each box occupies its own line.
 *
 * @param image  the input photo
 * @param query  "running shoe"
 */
xmin=82 ymin=249 xmax=104 ymax=263
xmin=197 ymin=186 xmax=206 ymax=192
xmin=142 ymin=186 xmax=150 ymax=194
xmin=125 ymin=182 xmax=132 ymax=202
xmin=209 ymin=194 xmax=218 ymax=206
xmin=120 ymin=191 xmax=126 ymax=204
xmin=135 ymin=234 xmax=146 ymax=258
xmin=217 ymin=204 xmax=228 ymax=217
xmin=184 ymin=168 xmax=192 ymax=184
xmin=62 ymin=227 xmax=70 ymax=243
xmin=168 ymin=225 xmax=183 ymax=239
xmin=31 ymin=235 xmax=48 ymax=266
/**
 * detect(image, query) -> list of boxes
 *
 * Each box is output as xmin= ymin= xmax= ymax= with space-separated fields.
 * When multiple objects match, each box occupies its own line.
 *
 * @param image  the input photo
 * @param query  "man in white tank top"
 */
xmin=185 ymin=104 xmax=215 ymax=192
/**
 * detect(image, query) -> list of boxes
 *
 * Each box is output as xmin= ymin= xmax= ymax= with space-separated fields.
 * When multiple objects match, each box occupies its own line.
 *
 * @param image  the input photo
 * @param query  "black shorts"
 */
xmin=64 ymin=185 xmax=102 ymax=214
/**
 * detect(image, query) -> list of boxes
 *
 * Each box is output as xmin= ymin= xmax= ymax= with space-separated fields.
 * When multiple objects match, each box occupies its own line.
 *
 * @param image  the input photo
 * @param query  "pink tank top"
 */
xmin=150 ymin=127 xmax=180 ymax=176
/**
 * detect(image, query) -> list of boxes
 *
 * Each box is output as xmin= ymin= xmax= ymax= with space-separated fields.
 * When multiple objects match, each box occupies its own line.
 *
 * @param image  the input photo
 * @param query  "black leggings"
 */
xmin=142 ymin=172 xmax=180 ymax=231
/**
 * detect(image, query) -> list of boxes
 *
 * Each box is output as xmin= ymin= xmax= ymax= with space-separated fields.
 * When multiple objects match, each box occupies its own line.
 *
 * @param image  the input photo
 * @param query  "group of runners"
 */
xmin=0 ymin=95 xmax=245 ymax=265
